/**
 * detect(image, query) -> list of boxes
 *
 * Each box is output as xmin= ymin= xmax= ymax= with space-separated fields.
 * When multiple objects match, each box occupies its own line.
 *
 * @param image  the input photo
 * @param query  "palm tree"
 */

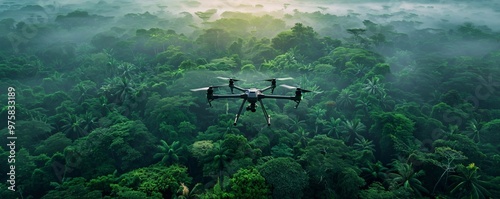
xmin=336 ymin=89 xmax=356 ymax=109
xmin=323 ymin=117 xmax=341 ymax=138
xmin=72 ymin=80 xmax=97 ymax=103
xmin=118 ymin=62 xmax=137 ymax=79
xmin=338 ymin=119 xmax=366 ymax=144
xmin=353 ymin=63 xmax=369 ymax=77
xmin=465 ymin=119 xmax=483 ymax=143
xmin=307 ymin=106 xmax=326 ymax=134
xmin=379 ymin=93 xmax=395 ymax=111
xmin=287 ymin=116 xmax=306 ymax=132
xmin=80 ymin=111 xmax=97 ymax=136
xmin=100 ymin=77 xmax=137 ymax=105
xmin=355 ymin=98 xmax=371 ymax=113
xmin=61 ymin=113 xmax=85 ymax=139
xmin=353 ymin=137 xmax=375 ymax=153
xmin=361 ymin=161 xmax=388 ymax=185
xmin=293 ymin=127 xmax=310 ymax=147
xmin=153 ymin=140 xmax=182 ymax=165
xmin=363 ymin=77 xmax=385 ymax=96
xmin=450 ymin=163 xmax=491 ymax=199
xmin=205 ymin=143 xmax=231 ymax=186
xmin=388 ymin=161 xmax=429 ymax=197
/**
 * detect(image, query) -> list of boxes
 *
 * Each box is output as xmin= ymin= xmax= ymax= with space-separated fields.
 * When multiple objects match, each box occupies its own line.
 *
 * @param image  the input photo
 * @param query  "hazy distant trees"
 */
xmin=1 ymin=2 xmax=500 ymax=198
xmin=272 ymin=23 xmax=325 ymax=61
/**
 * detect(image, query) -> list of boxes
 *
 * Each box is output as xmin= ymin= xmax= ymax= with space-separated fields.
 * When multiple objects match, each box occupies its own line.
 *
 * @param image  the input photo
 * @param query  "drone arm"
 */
xmin=260 ymin=95 xmax=295 ymax=100
xmin=261 ymin=94 xmax=302 ymax=108
xmin=211 ymin=94 xmax=246 ymax=99
xmin=260 ymin=86 xmax=276 ymax=94
xmin=206 ymin=94 xmax=244 ymax=107
xmin=229 ymin=85 xmax=246 ymax=93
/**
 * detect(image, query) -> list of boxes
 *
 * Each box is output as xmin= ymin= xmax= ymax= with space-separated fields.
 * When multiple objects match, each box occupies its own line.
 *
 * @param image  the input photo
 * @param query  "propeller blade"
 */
xmin=217 ymin=76 xmax=242 ymax=81
xmin=300 ymin=88 xmax=313 ymax=93
xmin=280 ymin=84 xmax=297 ymax=90
xmin=264 ymin=77 xmax=293 ymax=81
xmin=279 ymin=84 xmax=321 ymax=93
xmin=190 ymin=86 xmax=221 ymax=92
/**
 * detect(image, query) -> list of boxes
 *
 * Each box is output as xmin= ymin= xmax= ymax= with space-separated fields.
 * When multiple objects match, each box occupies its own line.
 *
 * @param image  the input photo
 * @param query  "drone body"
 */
xmin=191 ymin=77 xmax=317 ymax=126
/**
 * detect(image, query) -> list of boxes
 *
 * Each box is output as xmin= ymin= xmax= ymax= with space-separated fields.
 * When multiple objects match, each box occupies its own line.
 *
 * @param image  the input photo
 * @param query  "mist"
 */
xmin=1 ymin=0 xmax=500 ymax=198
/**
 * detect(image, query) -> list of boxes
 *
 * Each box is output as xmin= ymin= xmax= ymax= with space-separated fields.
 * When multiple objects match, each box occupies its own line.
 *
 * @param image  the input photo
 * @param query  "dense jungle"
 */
xmin=0 ymin=0 xmax=500 ymax=198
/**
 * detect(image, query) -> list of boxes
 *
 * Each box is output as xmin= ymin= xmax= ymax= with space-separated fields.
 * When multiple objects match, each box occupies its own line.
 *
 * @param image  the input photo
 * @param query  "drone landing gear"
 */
xmin=259 ymin=100 xmax=271 ymax=126
xmin=294 ymin=99 xmax=301 ymax=108
xmin=234 ymin=99 xmax=247 ymax=126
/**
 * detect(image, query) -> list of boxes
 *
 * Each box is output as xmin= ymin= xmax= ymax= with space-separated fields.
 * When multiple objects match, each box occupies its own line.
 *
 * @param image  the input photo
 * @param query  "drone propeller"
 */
xmin=280 ymin=84 xmax=320 ymax=93
xmin=217 ymin=76 xmax=242 ymax=82
xmin=190 ymin=85 xmax=222 ymax=92
xmin=263 ymin=77 xmax=294 ymax=81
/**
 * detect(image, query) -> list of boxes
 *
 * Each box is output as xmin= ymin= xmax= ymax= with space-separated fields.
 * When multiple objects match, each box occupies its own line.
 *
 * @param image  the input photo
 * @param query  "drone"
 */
xmin=191 ymin=77 xmax=319 ymax=126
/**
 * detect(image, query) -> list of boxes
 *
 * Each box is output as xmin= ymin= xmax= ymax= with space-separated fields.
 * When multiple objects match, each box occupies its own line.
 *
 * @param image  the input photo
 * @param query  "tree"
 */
xmin=299 ymin=135 xmax=364 ymax=198
xmin=336 ymin=88 xmax=356 ymax=109
xmin=112 ymin=164 xmax=192 ymax=198
xmin=339 ymin=119 xmax=366 ymax=144
xmin=465 ymin=119 xmax=484 ymax=143
xmin=363 ymin=77 xmax=385 ymax=96
xmin=370 ymin=112 xmax=416 ymax=162
xmin=153 ymin=140 xmax=183 ymax=165
xmin=481 ymin=119 xmax=500 ymax=145
xmin=388 ymin=161 xmax=428 ymax=197
xmin=195 ymin=9 xmax=217 ymax=21
xmin=68 ymin=120 xmax=156 ymax=178
xmin=41 ymin=177 xmax=102 ymax=199
xmin=431 ymin=147 xmax=468 ymax=195
xmin=196 ymin=28 xmax=232 ymax=58
xmin=361 ymin=161 xmax=388 ymax=185
xmin=307 ymin=105 xmax=327 ymax=134
xmin=354 ymin=137 xmax=375 ymax=154
xmin=100 ymin=76 xmax=137 ymax=105
xmin=323 ymin=117 xmax=341 ymax=138
xmin=229 ymin=168 xmax=270 ymax=199
xmin=34 ymin=132 xmax=72 ymax=156
xmin=287 ymin=116 xmax=306 ymax=132
xmin=271 ymin=143 xmax=294 ymax=158
xmin=61 ymin=113 xmax=86 ymax=139
xmin=258 ymin=157 xmax=308 ymax=199
xmin=450 ymin=163 xmax=491 ymax=199
xmin=201 ymin=178 xmax=233 ymax=199
xmin=271 ymin=23 xmax=324 ymax=61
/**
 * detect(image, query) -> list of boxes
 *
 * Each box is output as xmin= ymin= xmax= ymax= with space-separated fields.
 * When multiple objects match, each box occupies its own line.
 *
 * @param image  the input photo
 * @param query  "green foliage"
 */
xmin=42 ymin=177 xmax=102 ymax=199
xmin=34 ymin=132 xmax=72 ymax=156
xmin=359 ymin=182 xmax=411 ymax=199
xmin=113 ymin=164 xmax=192 ymax=198
xmin=258 ymin=157 xmax=308 ymax=199
xmin=481 ymin=119 xmax=500 ymax=144
xmin=154 ymin=140 xmax=184 ymax=165
xmin=229 ymin=168 xmax=270 ymax=199
xmin=3 ymin=3 xmax=500 ymax=199
xmin=271 ymin=143 xmax=294 ymax=158
xmin=200 ymin=178 xmax=233 ymax=199
xmin=0 ymin=54 xmax=41 ymax=79
xmin=299 ymin=135 xmax=364 ymax=198
xmin=370 ymin=112 xmax=416 ymax=162
xmin=272 ymin=23 xmax=325 ymax=61
xmin=388 ymin=161 xmax=428 ymax=197
xmin=450 ymin=163 xmax=492 ymax=199
xmin=67 ymin=120 xmax=156 ymax=178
